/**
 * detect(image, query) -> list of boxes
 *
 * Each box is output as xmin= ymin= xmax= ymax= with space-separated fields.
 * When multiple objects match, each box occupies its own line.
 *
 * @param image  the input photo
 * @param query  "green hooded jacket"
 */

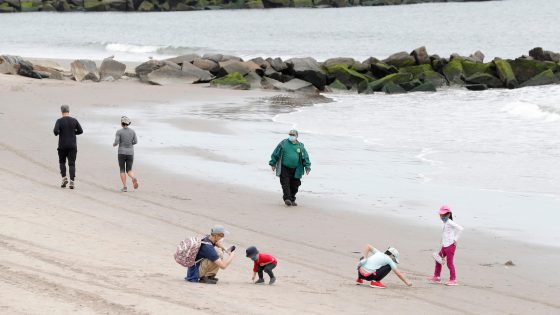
xmin=269 ymin=139 xmax=311 ymax=179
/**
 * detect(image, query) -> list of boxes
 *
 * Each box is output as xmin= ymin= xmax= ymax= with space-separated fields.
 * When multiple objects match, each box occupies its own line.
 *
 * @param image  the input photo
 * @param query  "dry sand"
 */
xmin=0 ymin=73 xmax=559 ymax=315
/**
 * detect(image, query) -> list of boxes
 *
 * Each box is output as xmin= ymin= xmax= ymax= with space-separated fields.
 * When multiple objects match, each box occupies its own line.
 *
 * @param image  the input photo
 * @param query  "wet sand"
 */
xmin=1 ymin=73 xmax=559 ymax=314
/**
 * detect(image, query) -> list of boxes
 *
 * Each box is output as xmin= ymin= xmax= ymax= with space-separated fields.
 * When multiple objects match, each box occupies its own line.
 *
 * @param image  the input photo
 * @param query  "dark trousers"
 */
xmin=280 ymin=165 xmax=301 ymax=202
xmin=357 ymin=264 xmax=392 ymax=282
xmin=58 ymin=148 xmax=77 ymax=180
xmin=118 ymin=154 xmax=134 ymax=173
xmin=257 ymin=263 xmax=276 ymax=279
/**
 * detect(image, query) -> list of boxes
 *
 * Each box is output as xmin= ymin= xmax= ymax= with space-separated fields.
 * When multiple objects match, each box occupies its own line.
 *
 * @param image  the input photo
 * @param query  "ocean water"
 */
xmin=4 ymin=0 xmax=560 ymax=246
xmin=0 ymin=0 xmax=559 ymax=61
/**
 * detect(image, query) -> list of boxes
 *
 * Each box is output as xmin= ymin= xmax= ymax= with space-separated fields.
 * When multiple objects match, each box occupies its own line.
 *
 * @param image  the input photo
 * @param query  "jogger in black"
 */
xmin=280 ymin=165 xmax=301 ymax=203
xmin=53 ymin=105 xmax=83 ymax=189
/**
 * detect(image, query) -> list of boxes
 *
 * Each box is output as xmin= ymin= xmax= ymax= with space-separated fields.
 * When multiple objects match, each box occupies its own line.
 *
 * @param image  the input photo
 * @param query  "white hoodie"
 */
xmin=442 ymin=219 xmax=464 ymax=247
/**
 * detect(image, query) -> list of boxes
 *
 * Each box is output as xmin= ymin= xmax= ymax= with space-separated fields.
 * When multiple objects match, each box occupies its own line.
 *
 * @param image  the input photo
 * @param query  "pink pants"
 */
xmin=434 ymin=244 xmax=456 ymax=281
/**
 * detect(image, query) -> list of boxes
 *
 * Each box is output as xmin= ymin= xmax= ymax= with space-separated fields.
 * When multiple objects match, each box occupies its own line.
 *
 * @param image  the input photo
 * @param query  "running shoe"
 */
xmin=369 ymin=281 xmax=386 ymax=289
xmin=61 ymin=177 xmax=68 ymax=188
xmin=292 ymin=201 xmax=298 ymax=206
xmin=269 ymin=277 xmax=276 ymax=285
xmin=445 ymin=280 xmax=458 ymax=286
xmin=255 ymin=278 xmax=265 ymax=284
xmin=428 ymin=276 xmax=442 ymax=284
xmin=69 ymin=180 xmax=74 ymax=190
xmin=356 ymin=278 xmax=364 ymax=285
xmin=284 ymin=199 xmax=293 ymax=206
xmin=121 ymin=187 xmax=127 ymax=193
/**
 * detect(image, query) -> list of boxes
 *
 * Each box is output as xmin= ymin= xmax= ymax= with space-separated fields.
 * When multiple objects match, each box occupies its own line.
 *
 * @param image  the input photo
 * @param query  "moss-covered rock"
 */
xmin=419 ymin=71 xmax=447 ymax=87
xmin=399 ymin=79 xmax=422 ymax=91
xmin=410 ymin=82 xmax=437 ymax=92
xmin=519 ymin=69 xmax=559 ymax=88
xmin=211 ymin=72 xmax=250 ymax=90
xmin=465 ymin=73 xmax=503 ymax=88
xmin=20 ymin=0 xmax=42 ymax=12
xmin=508 ymin=58 xmax=555 ymax=83
xmin=466 ymin=84 xmax=488 ymax=91
xmin=261 ymin=0 xmax=291 ymax=8
xmin=368 ymin=72 xmax=413 ymax=92
xmin=493 ymin=58 xmax=518 ymax=89
xmin=325 ymin=64 xmax=372 ymax=89
xmin=461 ymin=60 xmax=494 ymax=78
xmin=383 ymin=51 xmax=416 ymax=68
xmin=137 ymin=0 xmax=154 ymax=11
xmin=399 ymin=64 xmax=432 ymax=77
xmin=442 ymin=58 xmax=464 ymax=85
xmin=0 ymin=2 xmax=17 ymax=12
xmin=382 ymin=81 xmax=406 ymax=94
xmin=293 ymin=0 xmax=313 ymax=7
xmin=369 ymin=61 xmax=398 ymax=78
xmin=328 ymin=79 xmax=349 ymax=91
xmin=245 ymin=0 xmax=264 ymax=8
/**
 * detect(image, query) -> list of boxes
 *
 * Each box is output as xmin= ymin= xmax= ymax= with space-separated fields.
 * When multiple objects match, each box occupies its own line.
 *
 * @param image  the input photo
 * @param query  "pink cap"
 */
xmin=439 ymin=205 xmax=452 ymax=215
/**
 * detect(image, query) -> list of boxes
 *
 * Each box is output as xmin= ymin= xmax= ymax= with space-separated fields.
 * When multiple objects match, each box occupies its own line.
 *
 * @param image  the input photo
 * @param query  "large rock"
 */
xmin=493 ymin=58 xmax=518 ymax=89
xmin=442 ymin=58 xmax=464 ymax=85
xmin=383 ymin=51 xmax=416 ymax=68
xmin=20 ymin=0 xmax=42 ymax=12
xmin=519 ymin=69 xmax=559 ymax=88
xmin=368 ymin=72 xmax=413 ymax=92
xmin=261 ymin=0 xmax=290 ymax=8
xmin=324 ymin=57 xmax=356 ymax=68
xmin=202 ymin=53 xmax=224 ymax=63
xmin=147 ymin=64 xmax=205 ymax=85
xmin=0 ymin=56 xmax=18 ymax=75
xmin=99 ymin=58 xmax=126 ymax=81
xmin=400 ymin=64 xmax=446 ymax=87
xmin=84 ymin=0 xmax=127 ymax=11
xmin=369 ymin=61 xmax=398 ymax=78
xmin=266 ymin=57 xmax=288 ymax=72
xmin=508 ymin=58 xmax=555 ymax=83
xmin=250 ymin=57 xmax=270 ymax=69
xmin=285 ymin=57 xmax=327 ymax=90
xmin=211 ymin=72 xmax=250 ymax=90
xmin=410 ymin=82 xmax=437 ymax=92
xmin=324 ymin=64 xmax=371 ymax=89
xmin=381 ymin=82 xmax=406 ymax=94
xmin=411 ymin=46 xmax=430 ymax=65
xmin=461 ymin=60 xmax=494 ymax=78
xmin=135 ymin=60 xmax=180 ymax=82
xmin=71 ymin=60 xmax=100 ymax=82
xmin=465 ymin=73 xmax=503 ymax=88
xmin=218 ymin=60 xmax=262 ymax=76
xmin=193 ymin=58 xmax=220 ymax=73
xmin=0 ymin=55 xmax=43 ymax=79
xmin=137 ymin=0 xmax=154 ymax=11
xmin=181 ymin=62 xmax=213 ymax=82
xmin=469 ymin=50 xmax=485 ymax=63
xmin=529 ymin=47 xmax=560 ymax=63
xmin=165 ymin=54 xmax=201 ymax=66
xmin=0 ymin=2 xmax=17 ymax=12
xmin=262 ymin=77 xmax=319 ymax=94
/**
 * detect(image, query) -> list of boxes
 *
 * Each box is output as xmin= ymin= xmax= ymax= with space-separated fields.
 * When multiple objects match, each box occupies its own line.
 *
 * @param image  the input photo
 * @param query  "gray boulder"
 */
xmin=193 ymin=58 xmax=220 ymax=73
xmin=383 ymin=51 xmax=416 ymax=68
xmin=520 ymin=69 xmax=559 ymax=87
xmin=528 ymin=47 xmax=560 ymax=63
xmin=0 ymin=55 xmax=18 ymax=75
xmin=203 ymin=53 xmax=224 ymax=63
xmin=469 ymin=50 xmax=485 ymax=63
xmin=181 ymin=62 xmax=213 ymax=82
xmin=147 ymin=65 xmax=204 ymax=85
xmin=218 ymin=60 xmax=262 ymax=76
xmin=135 ymin=60 xmax=180 ymax=82
xmin=262 ymin=77 xmax=319 ymax=94
xmin=165 ymin=54 xmax=201 ymax=66
xmin=465 ymin=73 xmax=503 ymax=88
xmin=250 ymin=57 xmax=270 ymax=69
xmin=71 ymin=60 xmax=100 ymax=82
xmin=99 ymin=58 xmax=126 ymax=81
xmin=324 ymin=57 xmax=356 ymax=68
xmin=266 ymin=57 xmax=288 ymax=72
xmin=411 ymin=46 xmax=430 ymax=65
xmin=285 ymin=57 xmax=327 ymax=90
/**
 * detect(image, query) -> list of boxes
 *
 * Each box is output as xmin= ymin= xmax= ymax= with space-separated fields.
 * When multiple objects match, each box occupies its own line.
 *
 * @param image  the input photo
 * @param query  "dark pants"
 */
xmin=257 ymin=263 xmax=276 ymax=279
xmin=357 ymin=264 xmax=392 ymax=282
xmin=280 ymin=165 xmax=301 ymax=202
xmin=58 ymin=148 xmax=77 ymax=180
xmin=118 ymin=154 xmax=134 ymax=173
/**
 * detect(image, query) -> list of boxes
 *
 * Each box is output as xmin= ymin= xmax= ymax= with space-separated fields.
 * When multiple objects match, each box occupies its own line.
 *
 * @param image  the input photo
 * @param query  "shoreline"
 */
xmin=1 ymin=73 xmax=560 ymax=313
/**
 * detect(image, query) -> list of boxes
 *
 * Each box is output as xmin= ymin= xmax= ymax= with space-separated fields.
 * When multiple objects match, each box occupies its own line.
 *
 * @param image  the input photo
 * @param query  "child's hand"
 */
xmin=251 ymin=274 xmax=256 ymax=281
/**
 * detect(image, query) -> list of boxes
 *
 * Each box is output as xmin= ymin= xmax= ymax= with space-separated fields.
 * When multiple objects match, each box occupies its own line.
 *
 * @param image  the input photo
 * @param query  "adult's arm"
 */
xmin=132 ymin=130 xmax=138 ymax=145
xmin=214 ymin=252 xmax=236 ymax=269
xmin=269 ymin=141 xmax=283 ymax=166
xmin=361 ymin=244 xmax=375 ymax=259
xmin=394 ymin=268 xmax=413 ymax=286
xmin=302 ymin=145 xmax=311 ymax=173
xmin=113 ymin=131 xmax=120 ymax=147
xmin=53 ymin=119 xmax=60 ymax=136
xmin=75 ymin=120 xmax=83 ymax=135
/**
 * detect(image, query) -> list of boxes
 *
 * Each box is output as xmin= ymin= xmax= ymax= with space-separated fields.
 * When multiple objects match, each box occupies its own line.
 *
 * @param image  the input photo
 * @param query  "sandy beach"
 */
xmin=1 ymin=72 xmax=559 ymax=315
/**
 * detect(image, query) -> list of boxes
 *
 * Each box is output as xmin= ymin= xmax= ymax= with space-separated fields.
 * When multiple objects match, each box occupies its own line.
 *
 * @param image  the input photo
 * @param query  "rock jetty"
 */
xmin=2 ymin=46 xmax=559 ymax=95
xmin=0 ymin=0 xmax=494 ymax=13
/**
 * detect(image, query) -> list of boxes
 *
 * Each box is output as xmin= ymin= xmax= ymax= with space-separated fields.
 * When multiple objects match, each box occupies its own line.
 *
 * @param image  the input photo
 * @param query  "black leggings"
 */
xmin=257 ymin=263 xmax=276 ymax=279
xmin=358 ymin=264 xmax=392 ymax=282
xmin=118 ymin=154 xmax=134 ymax=173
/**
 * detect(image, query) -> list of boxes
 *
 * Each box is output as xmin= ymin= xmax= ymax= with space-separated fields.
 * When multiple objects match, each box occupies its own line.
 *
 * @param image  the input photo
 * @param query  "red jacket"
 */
xmin=253 ymin=253 xmax=277 ymax=272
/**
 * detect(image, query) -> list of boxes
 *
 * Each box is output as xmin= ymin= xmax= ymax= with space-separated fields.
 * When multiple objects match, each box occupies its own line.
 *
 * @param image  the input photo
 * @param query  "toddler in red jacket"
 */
xmin=246 ymin=246 xmax=277 ymax=285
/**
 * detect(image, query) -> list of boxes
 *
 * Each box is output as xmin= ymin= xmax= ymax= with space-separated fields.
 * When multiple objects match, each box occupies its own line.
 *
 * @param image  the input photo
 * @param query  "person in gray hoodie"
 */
xmin=113 ymin=116 xmax=138 ymax=192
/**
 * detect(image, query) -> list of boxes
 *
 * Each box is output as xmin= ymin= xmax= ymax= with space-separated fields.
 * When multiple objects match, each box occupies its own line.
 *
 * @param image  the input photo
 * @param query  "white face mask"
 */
xmin=288 ymin=136 xmax=297 ymax=142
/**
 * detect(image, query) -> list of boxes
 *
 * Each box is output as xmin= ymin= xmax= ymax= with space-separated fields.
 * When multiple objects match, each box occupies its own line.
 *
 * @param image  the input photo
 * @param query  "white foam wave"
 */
xmin=501 ymin=101 xmax=560 ymax=122
xmin=105 ymin=43 xmax=162 ymax=54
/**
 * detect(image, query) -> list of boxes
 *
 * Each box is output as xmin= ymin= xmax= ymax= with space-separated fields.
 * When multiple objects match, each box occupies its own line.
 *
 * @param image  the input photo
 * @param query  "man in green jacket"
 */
xmin=269 ymin=130 xmax=311 ymax=206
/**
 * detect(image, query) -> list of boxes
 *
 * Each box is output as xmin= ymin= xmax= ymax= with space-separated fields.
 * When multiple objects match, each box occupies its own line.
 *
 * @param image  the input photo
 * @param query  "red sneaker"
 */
xmin=369 ymin=281 xmax=386 ymax=289
xmin=356 ymin=278 xmax=364 ymax=285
